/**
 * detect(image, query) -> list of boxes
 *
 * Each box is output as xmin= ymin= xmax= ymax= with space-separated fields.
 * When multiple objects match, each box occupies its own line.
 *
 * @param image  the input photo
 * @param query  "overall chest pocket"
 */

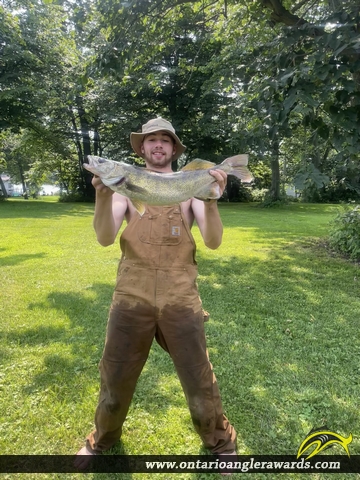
xmin=137 ymin=208 xmax=183 ymax=245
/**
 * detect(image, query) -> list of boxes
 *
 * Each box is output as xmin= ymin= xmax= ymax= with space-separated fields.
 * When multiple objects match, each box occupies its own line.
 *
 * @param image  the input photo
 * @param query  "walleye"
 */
xmin=83 ymin=154 xmax=253 ymax=216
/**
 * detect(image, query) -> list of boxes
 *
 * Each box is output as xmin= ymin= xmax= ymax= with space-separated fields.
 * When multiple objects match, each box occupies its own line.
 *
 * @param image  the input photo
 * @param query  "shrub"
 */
xmin=260 ymin=191 xmax=289 ymax=208
xmin=251 ymin=188 xmax=268 ymax=202
xmin=59 ymin=192 xmax=94 ymax=203
xmin=222 ymin=179 xmax=253 ymax=202
xmin=328 ymin=205 xmax=360 ymax=260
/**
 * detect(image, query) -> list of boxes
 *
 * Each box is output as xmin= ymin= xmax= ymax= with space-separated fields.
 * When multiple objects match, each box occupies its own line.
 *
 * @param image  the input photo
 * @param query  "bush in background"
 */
xmin=59 ymin=192 xmax=94 ymax=203
xmin=251 ymin=188 xmax=268 ymax=202
xmin=328 ymin=205 xmax=360 ymax=261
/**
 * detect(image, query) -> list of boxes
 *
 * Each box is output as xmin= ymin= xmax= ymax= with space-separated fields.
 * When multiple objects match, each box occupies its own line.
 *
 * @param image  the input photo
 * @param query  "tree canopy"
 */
xmin=1 ymin=0 xmax=359 ymax=202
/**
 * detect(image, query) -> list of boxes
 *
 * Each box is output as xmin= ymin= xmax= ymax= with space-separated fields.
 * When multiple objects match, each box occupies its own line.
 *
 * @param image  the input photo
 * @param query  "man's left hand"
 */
xmin=209 ymin=170 xmax=227 ymax=197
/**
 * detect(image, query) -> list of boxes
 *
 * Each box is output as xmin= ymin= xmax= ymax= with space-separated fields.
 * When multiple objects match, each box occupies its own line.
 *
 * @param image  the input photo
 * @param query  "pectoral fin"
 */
xmin=131 ymin=199 xmax=146 ymax=216
xmin=124 ymin=181 xmax=147 ymax=216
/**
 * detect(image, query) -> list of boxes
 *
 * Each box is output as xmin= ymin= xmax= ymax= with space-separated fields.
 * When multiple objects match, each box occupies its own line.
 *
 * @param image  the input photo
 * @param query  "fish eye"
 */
xmin=98 ymin=158 xmax=106 ymax=164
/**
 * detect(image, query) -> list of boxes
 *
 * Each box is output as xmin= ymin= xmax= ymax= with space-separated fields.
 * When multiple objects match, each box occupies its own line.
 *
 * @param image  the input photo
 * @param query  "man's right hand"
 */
xmin=92 ymin=175 xmax=114 ymax=197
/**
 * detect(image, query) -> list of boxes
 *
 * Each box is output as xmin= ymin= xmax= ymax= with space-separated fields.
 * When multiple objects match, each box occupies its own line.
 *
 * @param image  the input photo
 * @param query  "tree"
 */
xmin=0 ymin=0 xmax=101 ymax=198
xmin=2 ymin=0 xmax=358 ymax=203
xmin=253 ymin=0 xmax=360 ymax=201
xmin=199 ymin=0 xmax=360 ymax=202
xmin=89 ymin=0 xmax=238 ymax=167
xmin=0 ymin=2 xmax=74 ymax=130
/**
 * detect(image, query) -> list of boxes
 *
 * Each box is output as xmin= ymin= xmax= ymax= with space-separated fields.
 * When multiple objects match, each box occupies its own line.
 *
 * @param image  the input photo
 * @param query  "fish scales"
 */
xmin=83 ymin=154 xmax=253 ymax=216
xmin=122 ymin=167 xmax=217 ymax=203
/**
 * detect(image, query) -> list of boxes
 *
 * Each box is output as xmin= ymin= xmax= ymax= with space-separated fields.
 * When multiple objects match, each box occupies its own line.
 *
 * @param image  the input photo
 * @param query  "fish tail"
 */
xmin=222 ymin=155 xmax=254 ymax=183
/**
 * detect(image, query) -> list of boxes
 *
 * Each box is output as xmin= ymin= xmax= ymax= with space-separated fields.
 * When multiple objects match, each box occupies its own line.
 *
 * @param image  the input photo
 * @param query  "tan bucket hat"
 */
xmin=130 ymin=117 xmax=186 ymax=161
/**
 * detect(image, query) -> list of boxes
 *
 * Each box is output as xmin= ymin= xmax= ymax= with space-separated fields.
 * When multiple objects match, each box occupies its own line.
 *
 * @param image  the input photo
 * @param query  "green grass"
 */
xmin=1 ymin=198 xmax=359 ymax=479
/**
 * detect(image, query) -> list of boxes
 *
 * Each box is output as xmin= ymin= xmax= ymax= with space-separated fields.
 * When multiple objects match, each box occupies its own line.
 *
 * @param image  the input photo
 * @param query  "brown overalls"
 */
xmin=86 ymin=204 xmax=236 ymax=454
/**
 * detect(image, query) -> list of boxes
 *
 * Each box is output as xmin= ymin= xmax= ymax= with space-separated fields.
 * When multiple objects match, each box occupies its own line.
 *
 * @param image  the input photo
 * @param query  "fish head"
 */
xmin=84 ymin=155 xmax=118 ymax=176
xmin=83 ymin=156 xmax=126 ymax=186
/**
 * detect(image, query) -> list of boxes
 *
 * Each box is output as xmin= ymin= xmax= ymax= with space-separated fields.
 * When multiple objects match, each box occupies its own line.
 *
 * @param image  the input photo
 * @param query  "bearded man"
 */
xmin=75 ymin=118 xmax=237 ymax=467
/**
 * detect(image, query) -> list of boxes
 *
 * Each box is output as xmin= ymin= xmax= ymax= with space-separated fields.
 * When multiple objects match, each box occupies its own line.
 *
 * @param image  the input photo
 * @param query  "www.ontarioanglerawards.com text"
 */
xmin=145 ymin=457 xmax=340 ymax=473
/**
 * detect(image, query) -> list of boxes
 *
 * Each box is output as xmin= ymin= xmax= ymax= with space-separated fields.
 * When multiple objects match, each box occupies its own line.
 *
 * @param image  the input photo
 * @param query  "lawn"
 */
xmin=0 ymin=198 xmax=359 ymax=480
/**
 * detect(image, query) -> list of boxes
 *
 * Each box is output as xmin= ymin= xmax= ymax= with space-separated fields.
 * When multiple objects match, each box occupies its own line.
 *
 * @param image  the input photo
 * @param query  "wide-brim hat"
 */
xmin=130 ymin=117 xmax=186 ymax=161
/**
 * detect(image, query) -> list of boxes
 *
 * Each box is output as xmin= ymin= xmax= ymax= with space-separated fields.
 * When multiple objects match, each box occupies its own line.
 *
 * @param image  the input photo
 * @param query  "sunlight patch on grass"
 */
xmin=249 ymin=385 xmax=267 ymax=397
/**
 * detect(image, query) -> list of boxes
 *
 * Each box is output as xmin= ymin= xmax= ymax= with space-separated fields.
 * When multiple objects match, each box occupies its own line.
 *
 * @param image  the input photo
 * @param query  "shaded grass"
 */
xmin=0 ymin=199 xmax=359 ymax=479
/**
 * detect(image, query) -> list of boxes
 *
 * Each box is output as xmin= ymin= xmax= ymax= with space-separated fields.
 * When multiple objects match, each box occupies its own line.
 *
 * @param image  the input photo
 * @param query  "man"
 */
xmin=76 ymin=118 xmax=237 ymax=466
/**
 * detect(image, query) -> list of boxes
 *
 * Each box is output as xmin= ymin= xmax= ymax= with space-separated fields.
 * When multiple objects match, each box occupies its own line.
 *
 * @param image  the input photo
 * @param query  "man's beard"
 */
xmin=145 ymin=150 xmax=173 ymax=167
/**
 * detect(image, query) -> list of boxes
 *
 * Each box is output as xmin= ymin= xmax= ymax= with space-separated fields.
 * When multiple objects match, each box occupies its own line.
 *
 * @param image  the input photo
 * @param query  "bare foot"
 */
xmin=74 ymin=445 xmax=98 ymax=470
xmin=218 ymin=451 xmax=237 ymax=476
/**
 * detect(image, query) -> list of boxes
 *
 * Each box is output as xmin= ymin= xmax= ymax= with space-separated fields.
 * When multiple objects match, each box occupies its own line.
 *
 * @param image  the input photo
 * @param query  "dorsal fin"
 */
xmin=181 ymin=159 xmax=215 ymax=171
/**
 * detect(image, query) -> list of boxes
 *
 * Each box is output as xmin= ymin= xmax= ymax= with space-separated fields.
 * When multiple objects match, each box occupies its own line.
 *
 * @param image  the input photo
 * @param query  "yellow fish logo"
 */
xmin=297 ymin=428 xmax=353 ymax=459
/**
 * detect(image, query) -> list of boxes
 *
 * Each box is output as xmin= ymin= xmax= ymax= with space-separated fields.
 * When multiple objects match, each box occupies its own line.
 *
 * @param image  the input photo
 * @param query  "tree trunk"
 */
xmin=75 ymin=96 xmax=94 ymax=198
xmin=69 ymin=106 xmax=84 ymax=171
xmin=93 ymin=130 xmax=101 ymax=156
xmin=17 ymin=159 xmax=27 ymax=197
xmin=0 ymin=176 xmax=8 ymax=198
xmin=76 ymin=96 xmax=92 ymax=158
xmin=269 ymin=141 xmax=281 ymax=201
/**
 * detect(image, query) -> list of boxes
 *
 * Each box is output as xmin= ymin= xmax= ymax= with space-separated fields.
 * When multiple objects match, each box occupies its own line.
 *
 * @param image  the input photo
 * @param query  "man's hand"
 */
xmin=92 ymin=175 xmax=114 ymax=197
xmin=191 ymin=170 xmax=226 ymax=249
xmin=209 ymin=170 xmax=227 ymax=198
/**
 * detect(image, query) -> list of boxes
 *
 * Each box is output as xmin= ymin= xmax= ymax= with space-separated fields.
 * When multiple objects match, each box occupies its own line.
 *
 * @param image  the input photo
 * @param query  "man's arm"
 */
xmin=191 ymin=170 xmax=227 ymax=250
xmin=92 ymin=176 xmax=128 ymax=246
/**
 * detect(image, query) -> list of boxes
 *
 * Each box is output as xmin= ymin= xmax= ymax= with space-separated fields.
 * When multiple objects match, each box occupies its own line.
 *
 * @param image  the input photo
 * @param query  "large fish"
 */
xmin=83 ymin=154 xmax=253 ymax=216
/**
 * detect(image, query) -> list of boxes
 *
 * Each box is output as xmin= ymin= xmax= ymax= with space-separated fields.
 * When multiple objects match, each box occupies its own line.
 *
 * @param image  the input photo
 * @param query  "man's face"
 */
xmin=141 ymin=131 xmax=176 ymax=168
